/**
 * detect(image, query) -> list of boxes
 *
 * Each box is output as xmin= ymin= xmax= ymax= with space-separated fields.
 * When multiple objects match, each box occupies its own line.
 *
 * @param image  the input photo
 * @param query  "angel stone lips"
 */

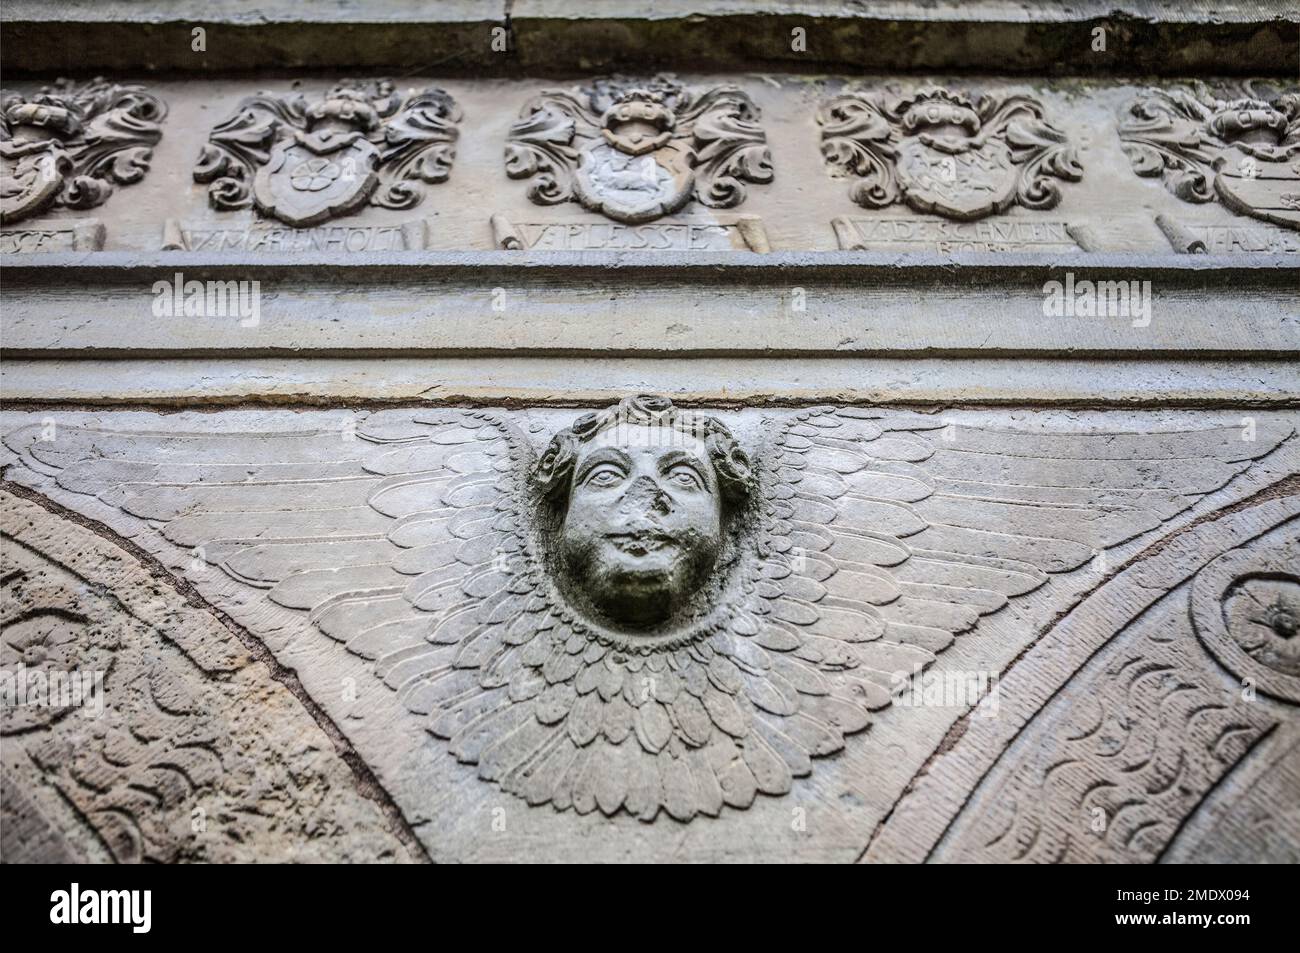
xmin=604 ymin=527 xmax=679 ymax=555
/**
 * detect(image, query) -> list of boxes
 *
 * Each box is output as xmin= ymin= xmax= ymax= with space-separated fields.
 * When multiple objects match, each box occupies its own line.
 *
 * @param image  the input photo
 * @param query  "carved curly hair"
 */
xmin=531 ymin=395 xmax=755 ymax=505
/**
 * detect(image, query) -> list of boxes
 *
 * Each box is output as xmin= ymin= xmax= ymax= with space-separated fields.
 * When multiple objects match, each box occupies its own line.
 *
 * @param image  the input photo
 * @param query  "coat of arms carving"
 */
xmin=0 ymin=77 xmax=166 ymax=226
xmin=817 ymin=86 xmax=1082 ymax=221
xmin=1118 ymin=82 xmax=1300 ymax=231
xmin=194 ymin=80 xmax=461 ymax=228
xmin=504 ymin=75 xmax=773 ymax=224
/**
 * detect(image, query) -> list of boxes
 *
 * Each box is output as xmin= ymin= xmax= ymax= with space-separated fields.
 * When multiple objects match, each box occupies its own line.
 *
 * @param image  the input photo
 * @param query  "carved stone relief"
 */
xmin=194 ymin=80 xmax=461 ymax=228
xmin=1119 ymin=82 xmax=1300 ymax=231
xmin=1192 ymin=532 xmax=1300 ymax=705
xmin=865 ymin=496 xmax=1300 ymax=863
xmin=1153 ymin=212 xmax=1300 ymax=254
xmin=831 ymin=217 xmax=1097 ymax=252
xmin=2 ymin=402 xmax=1294 ymax=858
xmin=490 ymin=212 xmax=770 ymax=251
xmin=4 ymin=73 xmax=1299 ymax=254
xmin=161 ymin=217 xmax=438 ymax=252
xmin=0 ymin=77 xmax=166 ymax=225
xmin=817 ymin=86 xmax=1082 ymax=222
xmin=2 ymin=1 xmax=1297 ymax=884
xmin=504 ymin=74 xmax=773 ymax=225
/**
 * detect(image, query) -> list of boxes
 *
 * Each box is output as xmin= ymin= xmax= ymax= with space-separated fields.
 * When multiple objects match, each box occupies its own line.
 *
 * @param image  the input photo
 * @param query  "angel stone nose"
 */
xmin=619 ymin=475 xmax=671 ymax=517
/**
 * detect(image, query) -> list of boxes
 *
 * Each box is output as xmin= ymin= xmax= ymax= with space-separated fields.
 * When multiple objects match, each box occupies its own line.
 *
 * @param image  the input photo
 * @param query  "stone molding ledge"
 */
xmin=3 ymin=2 xmax=1296 ymax=75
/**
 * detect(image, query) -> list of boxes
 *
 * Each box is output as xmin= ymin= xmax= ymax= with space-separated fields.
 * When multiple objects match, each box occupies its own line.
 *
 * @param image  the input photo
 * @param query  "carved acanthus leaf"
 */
xmin=372 ymin=87 xmax=462 ymax=210
xmin=984 ymin=95 xmax=1084 ymax=211
xmin=193 ymin=93 xmax=309 ymax=211
xmin=1117 ymin=87 xmax=1220 ymax=203
xmin=502 ymin=92 xmax=590 ymax=205
xmin=679 ymin=86 xmax=774 ymax=209
xmin=816 ymin=92 xmax=901 ymax=209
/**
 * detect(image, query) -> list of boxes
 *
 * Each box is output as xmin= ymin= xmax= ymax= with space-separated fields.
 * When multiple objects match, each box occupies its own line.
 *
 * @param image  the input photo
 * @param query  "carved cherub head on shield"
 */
xmin=531 ymin=395 xmax=756 ymax=635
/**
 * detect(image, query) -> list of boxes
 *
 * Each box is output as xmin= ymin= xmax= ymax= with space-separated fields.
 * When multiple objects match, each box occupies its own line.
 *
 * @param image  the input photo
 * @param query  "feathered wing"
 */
xmin=408 ymin=408 xmax=1292 ymax=823
xmin=761 ymin=407 xmax=1293 ymax=709
xmin=2 ymin=408 xmax=1291 ymax=825
xmin=1 ymin=407 xmax=533 ymax=736
xmin=3 ymin=408 xmax=763 ymax=822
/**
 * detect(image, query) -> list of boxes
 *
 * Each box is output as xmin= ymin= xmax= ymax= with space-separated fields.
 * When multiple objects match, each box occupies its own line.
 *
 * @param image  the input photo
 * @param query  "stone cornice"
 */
xmin=3 ymin=1 xmax=1296 ymax=75
xmin=4 ymin=251 xmax=1296 ymax=405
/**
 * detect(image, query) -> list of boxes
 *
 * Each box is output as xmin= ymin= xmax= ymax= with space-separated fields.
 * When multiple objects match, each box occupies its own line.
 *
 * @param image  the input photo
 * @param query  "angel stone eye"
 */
xmin=585 ymin=465 xmax=625 ymax=487
xmin=667 ymin=465 xmax=704 ymax=490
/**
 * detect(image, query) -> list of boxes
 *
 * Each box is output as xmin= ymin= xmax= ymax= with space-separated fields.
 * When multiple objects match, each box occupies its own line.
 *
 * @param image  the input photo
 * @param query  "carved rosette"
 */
xmin=194 ymin=80 xmax=461 ymax=228
xmin=1192 ymin=535 xmax=1300 ymax=704
xmin=504 ymin=74 xmax=773 ymax=224
xmin=817 ymin=86 xmax=1082 ymax=222
xmin=1118 ymin=82 xmax=1300 ymax=230
xmin=0 ymin=77 xmax=166 ymax=225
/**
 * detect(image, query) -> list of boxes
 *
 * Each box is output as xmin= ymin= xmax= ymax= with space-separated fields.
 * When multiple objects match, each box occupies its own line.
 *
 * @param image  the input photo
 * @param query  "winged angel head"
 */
xmin=429 ymin=394 xmax=880 ymax=822
xmin=5 ymin=398 xmax=1284 ymax=823
xmin=531 ymin=395 xmax=755 ymax=633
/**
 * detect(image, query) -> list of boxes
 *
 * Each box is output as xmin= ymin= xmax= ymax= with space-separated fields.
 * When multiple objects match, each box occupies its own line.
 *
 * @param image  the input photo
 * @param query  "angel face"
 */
xmin=559 ymin=423 xmax=723 ymax=629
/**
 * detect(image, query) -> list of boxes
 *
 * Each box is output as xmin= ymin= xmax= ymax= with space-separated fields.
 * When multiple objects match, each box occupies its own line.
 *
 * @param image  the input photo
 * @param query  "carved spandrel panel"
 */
xmin=0 ymin=492 xmax=411 ymax=863
xmin=504 ymin=74 xmax=773 ymax=225
xmin=1119 ymin=82 xmax=1300 ymax=232
xmin=868 ymin=497 xmax=1300 ymax=864
xmin=193 ymin=80 xmax=461 ymax=228
xmin=817 ymin=86 xmax=1082 ymax=223
xmin=2 ymin=403 xmax=1296 ymax=860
